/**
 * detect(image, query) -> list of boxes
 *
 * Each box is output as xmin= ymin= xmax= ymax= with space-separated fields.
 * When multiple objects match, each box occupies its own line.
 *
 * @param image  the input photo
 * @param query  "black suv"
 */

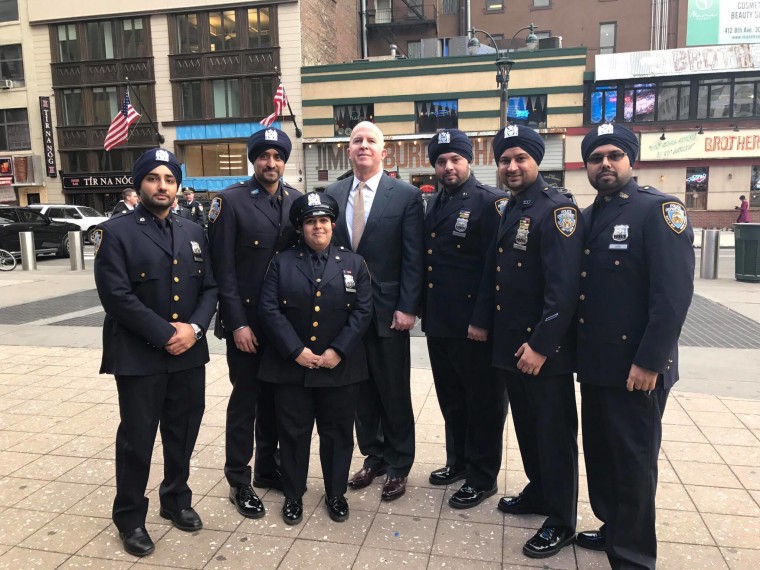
xmin=0 ymin=206 xmax=80 ymax=258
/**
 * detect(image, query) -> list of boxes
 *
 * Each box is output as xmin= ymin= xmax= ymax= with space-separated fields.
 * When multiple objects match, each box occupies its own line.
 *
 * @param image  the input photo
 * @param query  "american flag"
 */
xmin=260 ymin=83 xmax=287 ymax=127
xmin=103 ymin=91 xmax=141 ymax=151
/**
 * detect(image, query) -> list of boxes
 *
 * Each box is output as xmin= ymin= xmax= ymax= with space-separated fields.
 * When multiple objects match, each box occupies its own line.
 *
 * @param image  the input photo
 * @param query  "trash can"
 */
xmin=734 ymin=223 xmax=760 ymax=282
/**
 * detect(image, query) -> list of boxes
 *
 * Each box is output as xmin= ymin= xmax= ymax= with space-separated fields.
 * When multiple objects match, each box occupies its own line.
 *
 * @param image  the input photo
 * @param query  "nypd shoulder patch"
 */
xmin=554 ymin=207 xmax=577 ymax=237
xmin=209 ymin=197 xmax=222 ymax=224
xmin=494 ymin=197 xmax=508 ymax=216
xmin=662 ymin=201 xmax=687 ymax=234
xmin=93 ymin=229 xmax=103 ymax=256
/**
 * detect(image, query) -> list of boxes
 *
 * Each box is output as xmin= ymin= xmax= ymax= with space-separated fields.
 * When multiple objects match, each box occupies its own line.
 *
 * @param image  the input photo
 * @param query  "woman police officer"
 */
xmin=257 ymin=192 xmax=373 ymax=524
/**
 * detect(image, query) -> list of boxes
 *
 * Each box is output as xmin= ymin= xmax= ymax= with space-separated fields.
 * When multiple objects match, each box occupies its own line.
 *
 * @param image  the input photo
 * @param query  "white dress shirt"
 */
xmin=345 ymin=170 xmax=383 ymax=246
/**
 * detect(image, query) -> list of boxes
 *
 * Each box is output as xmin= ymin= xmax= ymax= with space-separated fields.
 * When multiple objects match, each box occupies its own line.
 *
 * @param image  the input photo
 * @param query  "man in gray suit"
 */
xmin=326 ymin=121 xmax=424 ymax=501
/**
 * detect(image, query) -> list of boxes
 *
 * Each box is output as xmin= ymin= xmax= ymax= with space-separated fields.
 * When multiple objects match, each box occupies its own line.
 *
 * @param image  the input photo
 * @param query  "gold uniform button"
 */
xmin=579 ymin=318 xmax=585 ymax=324
xmin=427 ymin=249 xmax=433 ymax=254
xmin=282 ymin=300 xmax=287 ymax=304
xmin=456 ymin=244 xmax=461 ymax=249
xmin=584 ymin=249 xmax=590 ymax=255
xmin=581 ymin=271 xmax=587 ymax=278
xmin=517 ymin=262 xmax=522 ymax=267
xmin=254 ymin=240 xmax=259 ymax=246
xmin=173 ymin=259 xmax=178 ymax=265
xmin=310 ymin=336 xmax=317 ymax=342
xmin=314 ymin=306 xmax=320 ymax=312
xmin=316 ymin=278 xmax=321 ymax=283
xmin=172 ymin=313 xmax=179 ymax=319
xmin=498 ymin=247 xmax=504 ymax=253
xmin=622 ymin=335 xmax=628 ymax=340
xmin=140 ymin=272 xmax=145 ymax=278
xmin=467 ymin=294 xmax=472 ymax=299
xmin=312 ymin=321 xmax=318 ymax=327
xmin=316 ymin=291 xmax=322 ymax=297
xmin=431 ymin=232 xmax=436 ymax=238
xmin=174 ymin=277 xmax=180 ymax=283
xmin=428 ymin=266 xmax=433 ymax=272
xmin=173 ymin=295 xmax=179 ymax=301
xmin=614 ymin=260 xmax=620 ymax=266
xmin=579 ymin=294 xmax=586 ymax=300
xmin=428 ymin=283 xmax=433 ymax=289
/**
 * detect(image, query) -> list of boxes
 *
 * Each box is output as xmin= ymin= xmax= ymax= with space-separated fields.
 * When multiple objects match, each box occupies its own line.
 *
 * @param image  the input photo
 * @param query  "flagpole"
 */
xmin=273 ymin=68 xmax=301 ymax=138
xmin=125 ymin=77 xmax=165 ymax=145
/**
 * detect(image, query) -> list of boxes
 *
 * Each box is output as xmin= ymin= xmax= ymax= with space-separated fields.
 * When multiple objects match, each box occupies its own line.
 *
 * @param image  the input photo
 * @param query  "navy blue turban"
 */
xmin=581 ymin=124 xmax=639 ymax=166
xmin=247 ymin=127 xmax=292 ymax=164
xmin=428 ymin=129 xmax=474 ymax=165
xmin=132 ymin=148 xmax=182 ymax=190
xmin=492 ymin=125 xmax=545 ymax=165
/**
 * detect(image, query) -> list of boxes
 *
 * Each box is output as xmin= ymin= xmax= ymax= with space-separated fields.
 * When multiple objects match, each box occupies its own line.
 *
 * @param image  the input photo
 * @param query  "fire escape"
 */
xmin=366 ymin=0 xmax=438 ymax=56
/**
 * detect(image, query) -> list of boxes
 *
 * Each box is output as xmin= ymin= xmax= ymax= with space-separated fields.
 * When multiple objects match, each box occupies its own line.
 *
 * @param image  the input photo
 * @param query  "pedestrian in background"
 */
xmin=736 ymin=195 xmax=751 ymax=223
xmin=258 ymin=192 xmax=372 ymax=525
xmin=574 ymin=124 xmax=694 ymax=569
xmin=94 ymin=148 xmax=217 ymax=558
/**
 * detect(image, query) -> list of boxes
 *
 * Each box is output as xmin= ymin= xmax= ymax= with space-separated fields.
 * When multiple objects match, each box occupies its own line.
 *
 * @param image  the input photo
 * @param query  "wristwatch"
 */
xmin=191 ymin=324 xmax=203 ymax=340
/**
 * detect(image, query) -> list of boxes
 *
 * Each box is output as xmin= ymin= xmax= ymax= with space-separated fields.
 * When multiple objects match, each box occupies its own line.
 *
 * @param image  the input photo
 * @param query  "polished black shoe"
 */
xmin=523 ymin=526 xmax=575 ymax=559
xmin=253 ymin=469 xmax=282 ymax=491
xmin=575 ymin=529 xmax=606 ymax=551
xmin=119 ymin=527 xmax=155 ymax=557
xmin=348 ymin=465 xmax=387 ymax=490
xmin=429 ymin=465 xmax=467 ymax=486
xmin=325 ymin=495 xmax=349 ymax=522
xmin=229 ymin=485 xmax=266 ymax=519
xmin=448 ymin=483 xmax=498 ymax=509
xmin=159 ymin=507 xmax=203 ymax=532
xmin=381 ymin=476 xmax=407 ymax=501
xmin=282 ymin=498 xmax=303 ymax=525
xmin=497 ymin=493 xmax=549 ymax=515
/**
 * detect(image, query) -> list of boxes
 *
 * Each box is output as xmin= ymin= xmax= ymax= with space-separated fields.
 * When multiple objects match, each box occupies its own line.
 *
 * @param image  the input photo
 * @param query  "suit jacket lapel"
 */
xmin=359 ymin=174 xmax=392 ymax=249
xmin=294 ymin=249 xmax=316 ymax=285
xmin=320 ymin=246 xmax=343 ymax=289
xmin=253 ymin=189 xmax=280 ymax=228
xmin=334 ymin=178 xmax=352 ymax=248
xmin=134 ymin=205 xmax=172 ymax=256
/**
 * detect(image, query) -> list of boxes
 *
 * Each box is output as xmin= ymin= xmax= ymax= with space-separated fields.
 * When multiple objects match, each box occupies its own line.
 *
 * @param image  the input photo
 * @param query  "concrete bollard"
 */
xmin=19 ymin=231 xmax=37 ymax=271
xmin=699 ymin=229 xmax=720 ymax=279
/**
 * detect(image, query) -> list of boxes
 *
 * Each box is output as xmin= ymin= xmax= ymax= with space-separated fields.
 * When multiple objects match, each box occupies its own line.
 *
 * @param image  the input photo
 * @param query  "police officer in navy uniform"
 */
xmin=208 ymin=127 xmax=299 ymax=519
xmin=422 ymin=129 xmax=509 ymax=509
xmin=94 ymin=148 xmax=218 ymax=558
xmin=258 ymin=192 xmax=373 ymax=525
xmin=574 ymin=124 xmax=694 ymax=570
xmin=473 ymin=126 xmax=583 ymax=559
xmin=183 ymin=188 xmax=206 ymax=226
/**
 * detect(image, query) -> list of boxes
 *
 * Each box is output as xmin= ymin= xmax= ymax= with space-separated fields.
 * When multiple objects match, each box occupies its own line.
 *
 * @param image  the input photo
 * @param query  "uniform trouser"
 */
xmin=355 ymin=327 xmax=415 ymax=477
xmin=427 ymin=337 xmax=508 ymax=490
xmin=581 ymin=383 xmax=669 ymax=570
xmin=273 ymin=382 xmax=360 ymax=500
xmin=112 ymin=367 xmax=205 ymax=532
xmin=502 ymin=370 xmax=578 ymax=530
xmin=224 ymin=336 xmax=279 ymax=488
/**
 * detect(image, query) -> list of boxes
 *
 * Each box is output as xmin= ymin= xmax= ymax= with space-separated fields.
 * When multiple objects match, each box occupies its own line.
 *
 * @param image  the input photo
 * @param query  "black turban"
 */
xmin=581 ymin=124 xmax=639 ymax=166
xmin=428 ymin=129 xmax=473 ymax=165
xmin=247 ymin=127 xmax=292 ymax=164
xmin=132 ymin=148 xmax=182 ymax=190
xmin=492 ymin=125 xmax=545 ymax=165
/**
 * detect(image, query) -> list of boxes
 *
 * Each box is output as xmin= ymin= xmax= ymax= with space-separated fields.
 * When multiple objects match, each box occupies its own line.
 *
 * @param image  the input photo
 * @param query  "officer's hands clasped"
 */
xmin=515 ymin=342 xmax=547 ymax=376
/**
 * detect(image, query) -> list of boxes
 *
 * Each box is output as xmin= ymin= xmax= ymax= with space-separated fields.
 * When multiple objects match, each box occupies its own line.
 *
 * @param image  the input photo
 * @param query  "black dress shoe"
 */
xmin=429 ymin=465 xmax=467 ymax=486
xmin=325 ymin=495 xmax=349 ymax=522
xmin=575 ymin=529 xmax=606 ymax=551
xmin=119 ymin=527 xmax=155 ymax=557
xmin=448 ymin=484 xmax=498 ymax=509
xmin=159 ymin=507 xmax=203 ymax=532
xmin=381 ymin=476 xmax=407 ymax=501
xmin=523 ymin=526 xmax=575 ymax=559
xmin=253 ymin=469 xmax=282 ymax=491
xmin=282 ymin=498 xmax=303 ymax=525
xmin=348 ymin=465 xmax=387 ymax=490
xmin=229 ymin=485 xmax=265 ymax=519
xmin=497 ymin=493 xmax=549 ymax=515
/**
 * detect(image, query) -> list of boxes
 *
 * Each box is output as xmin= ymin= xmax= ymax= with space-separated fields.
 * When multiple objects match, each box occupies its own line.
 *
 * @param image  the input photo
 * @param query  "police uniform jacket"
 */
xmin=173 ymin=206 xmax=192 ymax=220
xmin=208 ymin=178 xmax=299 ymax=339
xmin=421 ymin=175 xmax=507 ymax=337
xmin=111 ymin=201 xmax=132 ymax=216
xmin=257 ymin=243 xmax=373 ymax=388
xmin=472 ymin=175 xmax=584 ymax=375
xmin=576 ymin=180 xmax=694 ymax=389
xmin=186 ymin=200 xmax=206 ymax=226
xmin=94 ymin=204 xmax=218 ymax=376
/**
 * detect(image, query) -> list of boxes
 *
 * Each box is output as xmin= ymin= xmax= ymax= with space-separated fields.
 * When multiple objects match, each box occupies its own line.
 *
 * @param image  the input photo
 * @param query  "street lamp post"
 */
xmin=467 ymin=24 xmax=539 ymax=129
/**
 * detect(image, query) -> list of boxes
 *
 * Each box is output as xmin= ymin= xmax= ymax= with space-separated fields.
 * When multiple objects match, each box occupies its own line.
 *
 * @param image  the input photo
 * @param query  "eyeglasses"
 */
xmin=587 ymin=151 xmax=628 ymax=165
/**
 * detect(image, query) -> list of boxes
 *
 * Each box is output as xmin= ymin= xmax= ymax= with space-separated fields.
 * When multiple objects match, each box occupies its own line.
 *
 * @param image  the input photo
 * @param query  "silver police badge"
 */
xmin=343 ymin=270 xmax=356 ymax=293
xmin=438 ymin=131 xmax=450 ymax=144
xmin=504 ymin=125 xmax=519 ymax=138
xmin=190 ymin=240 xmax=203 ymax=262
xmin=554 ymin=208 xmax=577 ymax=237
xmin=265 ymin=129 xmax=278 ymax=141
xmin=598 ymin=124 xmax=615 ymax=136
xmin=514 ymin=216 xmax=531 ymax=250
xmin=662 ymin=202 xmax=688 ymax=234
xmin=155 ymin=149 xmax=170 ymax=162
xmin=612 ymin=224 xmax=629 ymax=242
xmin=308 ymin=192 xmax=322 ymax=206
xmin=453 ymin=209 xmax=470 ymax=237
xmin=209 ymin=197 xmax=222 ymax=223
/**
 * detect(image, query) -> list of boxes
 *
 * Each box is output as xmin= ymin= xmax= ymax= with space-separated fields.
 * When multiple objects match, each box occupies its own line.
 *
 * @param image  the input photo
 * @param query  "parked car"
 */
xmin=0 ymin=206 xmax=79 ymax=258
xmin=28 ymin=204 xmax=109 ymax=244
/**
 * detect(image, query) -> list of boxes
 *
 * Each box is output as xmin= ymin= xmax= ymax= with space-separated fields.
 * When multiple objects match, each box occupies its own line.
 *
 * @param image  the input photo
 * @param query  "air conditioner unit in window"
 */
xmin=0 ymin=80 xmax=13 ymax=89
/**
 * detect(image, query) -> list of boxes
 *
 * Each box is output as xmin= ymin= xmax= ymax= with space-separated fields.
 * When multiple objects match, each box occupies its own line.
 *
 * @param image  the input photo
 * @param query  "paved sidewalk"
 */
xmin=0 ymin=262 xmax=757 ymax=569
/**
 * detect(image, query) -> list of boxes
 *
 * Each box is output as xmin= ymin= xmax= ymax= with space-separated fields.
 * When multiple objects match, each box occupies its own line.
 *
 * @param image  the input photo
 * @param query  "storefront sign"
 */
xmin=687 ymin=0 xmax=760 ymax=46
xmin=62 ymin=172 xmax=133 ymax=191
xmin=39 ymin=97 xmax=57 ymax=178
xmin=641 ymin=129 xmax=760 ymax=160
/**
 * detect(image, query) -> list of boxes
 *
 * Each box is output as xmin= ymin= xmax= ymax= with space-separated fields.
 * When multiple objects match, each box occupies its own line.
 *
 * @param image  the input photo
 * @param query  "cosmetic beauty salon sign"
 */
xmin=687 ymin=0 xmax=760 ymax=45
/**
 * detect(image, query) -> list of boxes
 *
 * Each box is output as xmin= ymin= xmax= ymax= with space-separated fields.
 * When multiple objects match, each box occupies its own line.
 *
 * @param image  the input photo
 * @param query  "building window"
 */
xmin=657 ymin=81 xmax=690 ymax=121
xmin=62 ymin=151 xmax=89 ymax=172
xmin=0 ymin=109 xmax=31 ymax=151
xmin=92 ymin=86 xmax=119 ymax=124
xmin=212 ymin=79 xmax=240 ymax=118
xmin=751 ymin=166 xmax=760 ymax=209
xmin=0 ymin=44 xmax=24 ymax=87
xmin=486 ymin=0 xmax=504 ymax=11
xmin=250 ymin=77 xmax=275 ymax=116
xmin=589 ymin=85 xmax=618 ymax=124
xmin=57 ymin=24 xmax=80 ymax=62
xmin=0 ymin=0 xmax=18 ymax=23
xmin=442 ymin=0 xmax=458 ymax=15
xmin=176 ymin=13 xmax=201 ymax=54
xmin=407 ymin=41 xmax=421 ymax=59
xmin=685 ymin=167 xmax=708 ymax=210
xmin=95 ymin=150 xmax=128 ymax=172
xmin=184 ymin=143 xmax=248 ymax=177
xmin=533 ymin=0 xmax=551 ymax=7
xmin=178 ymin=82 xmax=203 ymax=120
xmin=697 ymin=78 xmax=731 ymax=119
xmin=407 ymin=0 xmax=424 ymax=18
xmin=209 ymin=10 xmax=239 ymax=52
xmin=87 ymin=21 xmax=115 ymax=60
xmin=122 ymin=18 xmax=147 ymax=58
xmin=60 ymin=89 xmax=84 ymax=126
xmin=415 ymin=100 xmax=458 ymax=133
xmin=599 ymin=22 xmax=616 ymax=54
xmin=334 ymin=104 xmax=374 ymax=136
xmin=624 ymin=83 xmax=656 ymax=122
xmin=247 ymin=7 xmax=272 ymax=48
xmin=508 ymin=94 xmax=547 ymax=127
xmin=542 ymin=171 xmax=565 ymax=187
